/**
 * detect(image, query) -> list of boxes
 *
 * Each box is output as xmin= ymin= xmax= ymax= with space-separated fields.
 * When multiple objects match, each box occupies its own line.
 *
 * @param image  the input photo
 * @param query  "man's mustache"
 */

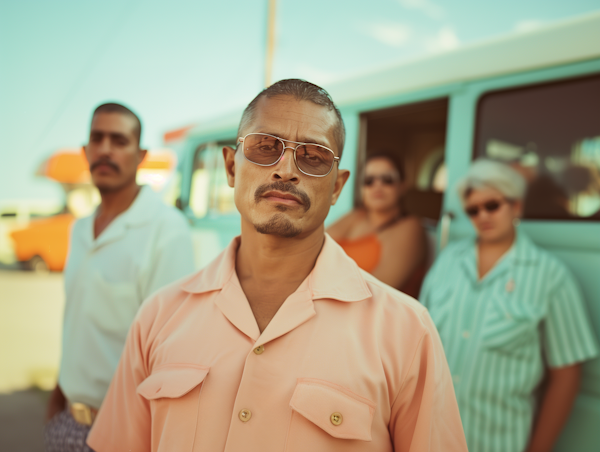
xmin=90 ymin=159 xmax=120 ymax=173
xmin=254 ymin=181 xmax=311 ymax=211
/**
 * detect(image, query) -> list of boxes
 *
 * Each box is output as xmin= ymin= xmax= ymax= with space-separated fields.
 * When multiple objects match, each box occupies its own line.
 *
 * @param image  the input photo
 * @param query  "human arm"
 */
xmin=526 ymin=364 xmax=582 ymax=452
xmin=390 ymin=311 xmax=467 ymax=452
xmin=371 ymin=216 xmax=427 ymax=290
xmin=86 ymin=313 xmax=151 ymax=451
xmin=45 ymin=384 xmax=66 ymax=422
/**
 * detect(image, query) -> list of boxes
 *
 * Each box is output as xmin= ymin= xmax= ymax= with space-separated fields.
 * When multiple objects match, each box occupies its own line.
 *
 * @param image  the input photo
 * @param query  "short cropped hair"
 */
xmin=92 ymin=103 xmax=142 ymax=145
xmin=237 ymin=79 xmax=346 ymax=159
xmin=457 ymin=159 xmax=527 ymax=204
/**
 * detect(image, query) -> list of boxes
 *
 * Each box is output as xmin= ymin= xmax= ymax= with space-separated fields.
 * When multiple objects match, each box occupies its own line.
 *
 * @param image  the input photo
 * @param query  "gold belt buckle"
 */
xmin=71 ymin=402 xmax=93 ymax=426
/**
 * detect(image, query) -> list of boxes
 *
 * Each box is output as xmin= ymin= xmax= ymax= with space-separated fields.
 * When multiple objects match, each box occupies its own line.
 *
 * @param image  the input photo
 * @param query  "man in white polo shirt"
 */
xmin=44 ymin=103 xmax=195 ymax=452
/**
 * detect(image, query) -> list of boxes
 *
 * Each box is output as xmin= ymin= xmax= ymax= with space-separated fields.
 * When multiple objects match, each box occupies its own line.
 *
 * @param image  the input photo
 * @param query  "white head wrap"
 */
xmin=456 ymin=159 xmax=527 ymax=205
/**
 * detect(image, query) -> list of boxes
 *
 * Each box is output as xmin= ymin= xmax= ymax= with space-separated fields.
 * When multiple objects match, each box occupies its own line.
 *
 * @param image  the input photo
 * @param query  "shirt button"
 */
xmin=253 ymin=345 xmax=264 ymax=355
xmin=330 ymin=412 xmax=343 ymax=426
xmin=239 ymin=409 xmax=252 ymax=422
xmin=462 ymin=331 xmax=470 ymax=339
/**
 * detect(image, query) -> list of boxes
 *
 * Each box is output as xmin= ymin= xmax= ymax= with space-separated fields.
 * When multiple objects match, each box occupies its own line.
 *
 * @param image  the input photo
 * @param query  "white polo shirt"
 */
xmin=59 ymin=185 xmax=195 ymax=409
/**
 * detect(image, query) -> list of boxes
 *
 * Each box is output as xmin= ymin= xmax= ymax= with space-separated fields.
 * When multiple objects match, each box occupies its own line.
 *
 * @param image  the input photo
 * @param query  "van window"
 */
xmin=474 ymin=74 xmax=600 ymax=220
xmin=189 ymin=142 xmax=237 ymax=218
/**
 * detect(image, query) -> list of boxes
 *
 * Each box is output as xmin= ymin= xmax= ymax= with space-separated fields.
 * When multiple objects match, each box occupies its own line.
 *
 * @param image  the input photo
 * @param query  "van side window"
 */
xmin=189 ymin=143 xmax=237 ymax=218
xmin=474 ymin=74 xmax=600 ymax=220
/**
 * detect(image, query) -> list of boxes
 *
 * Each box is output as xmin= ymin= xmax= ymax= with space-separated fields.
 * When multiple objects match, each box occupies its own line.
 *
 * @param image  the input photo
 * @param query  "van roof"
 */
xmin=183 ymin=11 xmax=600 ymax=141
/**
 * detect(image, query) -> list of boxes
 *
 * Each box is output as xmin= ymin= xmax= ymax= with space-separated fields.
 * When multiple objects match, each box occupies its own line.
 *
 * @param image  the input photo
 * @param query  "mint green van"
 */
xmin=176 ymin=12 xmax=600 ymax=451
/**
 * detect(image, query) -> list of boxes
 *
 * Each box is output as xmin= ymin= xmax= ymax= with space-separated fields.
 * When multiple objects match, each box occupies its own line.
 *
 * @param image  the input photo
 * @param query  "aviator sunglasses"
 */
xmin=364 ymin=174 xmax=399 ymax=187
xmin=465 ymin=199 xmax=509 ymax=217
xmin=238 ymin=133 xmax=340 ymax=177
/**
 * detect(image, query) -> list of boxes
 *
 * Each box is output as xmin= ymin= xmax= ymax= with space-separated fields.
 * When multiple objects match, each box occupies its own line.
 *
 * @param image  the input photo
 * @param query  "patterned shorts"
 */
xmin=44 ymin=408 xmax=95 ymax=452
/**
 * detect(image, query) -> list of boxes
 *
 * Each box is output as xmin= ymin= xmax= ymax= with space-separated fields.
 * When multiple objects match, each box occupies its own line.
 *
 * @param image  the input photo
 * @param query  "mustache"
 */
xmin=254 ymin=181 xmax=311 ymax=211
xmin=90 ymin=159 xmax=120 ymax=173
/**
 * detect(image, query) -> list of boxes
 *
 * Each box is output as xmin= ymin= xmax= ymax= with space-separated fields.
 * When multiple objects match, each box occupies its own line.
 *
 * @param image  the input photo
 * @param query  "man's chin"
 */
xmin=93 ymin=179 xmax=126 ymax=193
xmin=254 ymin=213 xmax=302 ymax=238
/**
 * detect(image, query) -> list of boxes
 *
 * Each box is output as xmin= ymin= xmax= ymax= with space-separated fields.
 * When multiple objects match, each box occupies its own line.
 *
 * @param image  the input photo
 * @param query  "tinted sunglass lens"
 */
xmin=295 ymin=145 xmax=334 ymax=176
xmin=364 ymin=176 xmax=375 ymax=186
xmin=244 ymin=134 xmax=284 ymax=165
xmin=465 ymin=206 xmax=479 ymax=217
xmin=381 ymin=175 xmax=396 ymax=185
xmin=484 ymin=201 xmax=501 ymax=212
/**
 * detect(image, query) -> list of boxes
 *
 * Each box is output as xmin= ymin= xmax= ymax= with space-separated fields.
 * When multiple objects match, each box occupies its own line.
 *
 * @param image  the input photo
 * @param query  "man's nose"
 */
xmin=97 ymin=136 xmax=112 ymax=155
xmin=271 ymin=147 xmax=299 ymax=182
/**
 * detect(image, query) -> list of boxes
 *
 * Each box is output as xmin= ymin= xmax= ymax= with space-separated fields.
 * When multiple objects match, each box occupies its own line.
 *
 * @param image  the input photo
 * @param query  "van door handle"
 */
xmin=439 ymin=212 xmax=455 ymax=251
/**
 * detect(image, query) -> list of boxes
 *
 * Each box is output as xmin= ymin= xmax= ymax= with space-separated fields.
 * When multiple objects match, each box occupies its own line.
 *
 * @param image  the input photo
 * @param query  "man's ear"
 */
xmin=81 ymin=146 xmax=91 ymax=165
xmin=138 ymin=149 xmax=148 ymax=166
xmin=223 ymin=146 xmax=236 ymax=188
xmin=331 ymin=169 xmax=350 ymax=206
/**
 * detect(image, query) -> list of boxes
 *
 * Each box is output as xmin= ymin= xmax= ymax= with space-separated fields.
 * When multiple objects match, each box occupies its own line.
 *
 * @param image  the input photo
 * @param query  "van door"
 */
xmin=446 ymin=72 xmax=600 ymax=451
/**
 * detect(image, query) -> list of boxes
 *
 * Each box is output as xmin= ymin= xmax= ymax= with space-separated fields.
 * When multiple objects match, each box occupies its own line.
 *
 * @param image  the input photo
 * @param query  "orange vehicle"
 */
xmin=11 ymin=148 xmax=177 ymax=272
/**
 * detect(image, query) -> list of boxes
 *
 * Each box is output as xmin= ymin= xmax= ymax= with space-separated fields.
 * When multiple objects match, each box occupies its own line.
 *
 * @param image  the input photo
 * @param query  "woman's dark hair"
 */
xmin=365 ymin=152 xmax=405 ymax=182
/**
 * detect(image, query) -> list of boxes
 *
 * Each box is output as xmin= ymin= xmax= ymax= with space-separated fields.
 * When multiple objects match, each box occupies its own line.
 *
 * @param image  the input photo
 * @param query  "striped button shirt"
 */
xmin=420 ymin=231 xmax=599 ymax=452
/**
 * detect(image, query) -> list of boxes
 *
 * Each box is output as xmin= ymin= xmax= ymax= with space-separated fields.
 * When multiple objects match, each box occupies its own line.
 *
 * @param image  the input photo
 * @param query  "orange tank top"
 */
xmin=336 ymin=234 xmax=426 ymax=298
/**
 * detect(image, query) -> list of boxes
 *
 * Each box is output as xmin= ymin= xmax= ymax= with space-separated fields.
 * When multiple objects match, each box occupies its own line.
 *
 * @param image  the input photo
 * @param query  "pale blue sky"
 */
xmin=1 ymin=0 xmax=599 ymax=203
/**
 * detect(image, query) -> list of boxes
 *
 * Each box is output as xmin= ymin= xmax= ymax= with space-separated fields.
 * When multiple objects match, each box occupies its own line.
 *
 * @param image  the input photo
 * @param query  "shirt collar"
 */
xmin=116 ymin=185 xmax=161 ymax=227
xmin=457 ymin=228 xmax=540 ymax=284
xmin=180 ymin=233 xmax=372 ymax=303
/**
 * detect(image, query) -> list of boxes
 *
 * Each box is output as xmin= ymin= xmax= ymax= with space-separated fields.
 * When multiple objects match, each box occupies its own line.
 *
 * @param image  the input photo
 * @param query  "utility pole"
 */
xmin=265 ymin=0 xmax=277 ymax=88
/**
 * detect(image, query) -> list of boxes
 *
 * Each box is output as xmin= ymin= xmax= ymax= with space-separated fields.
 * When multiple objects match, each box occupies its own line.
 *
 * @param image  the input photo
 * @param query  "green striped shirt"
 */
xmin=420 ymin=231 xmax=598 ymax=452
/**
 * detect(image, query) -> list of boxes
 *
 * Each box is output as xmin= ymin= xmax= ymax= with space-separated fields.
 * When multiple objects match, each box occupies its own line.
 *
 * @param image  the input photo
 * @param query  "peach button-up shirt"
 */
xmin=87 ymin=234 xmax=466 ymax=452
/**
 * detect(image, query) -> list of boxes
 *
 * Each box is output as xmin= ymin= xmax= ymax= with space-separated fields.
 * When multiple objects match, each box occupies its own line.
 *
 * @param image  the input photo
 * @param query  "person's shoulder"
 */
xmin=383 ymin=215 xmax=423 ymax=240
xmin=136 ymin=270 xmax=201 ymax=327
xmin=327 ymin=209 xmax=365 ymax=237
xmin=360 ymin=269 xmax=428 ymax=319
xmin=149 ymin=197 xmax=190 ymax=233
xmin=70 ymin=212 xmax=93 ymax=235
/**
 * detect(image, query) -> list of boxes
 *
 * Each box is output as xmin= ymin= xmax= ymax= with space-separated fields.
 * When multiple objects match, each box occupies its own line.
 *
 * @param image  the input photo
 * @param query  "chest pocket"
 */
xmin=137 ymin=364 xmax=210 ymax=452
xmin=285 ymin=378 xmax=376 ymax=451
xmin=482 ymin=294 xmax=541 ymax=354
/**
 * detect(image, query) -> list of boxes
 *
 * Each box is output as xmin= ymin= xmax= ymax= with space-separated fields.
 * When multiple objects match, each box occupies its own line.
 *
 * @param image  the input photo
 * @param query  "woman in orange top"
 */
xmin=327 ymin=153 xmax=427 ymax=297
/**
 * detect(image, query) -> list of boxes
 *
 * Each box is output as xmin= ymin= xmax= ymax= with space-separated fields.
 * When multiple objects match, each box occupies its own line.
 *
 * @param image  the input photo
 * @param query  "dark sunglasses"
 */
xmin=364 ymin=174 xmax=399 ymax=186
xmin=465 ymin=199 xmax=507 ymax=217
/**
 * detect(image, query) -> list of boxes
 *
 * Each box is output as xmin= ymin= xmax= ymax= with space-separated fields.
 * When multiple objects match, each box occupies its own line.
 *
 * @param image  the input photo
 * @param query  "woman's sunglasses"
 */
xmin=465 ymin=199 xmax=507 ymax=217
xmin=364 ymin=174 xmax=399 ymax=187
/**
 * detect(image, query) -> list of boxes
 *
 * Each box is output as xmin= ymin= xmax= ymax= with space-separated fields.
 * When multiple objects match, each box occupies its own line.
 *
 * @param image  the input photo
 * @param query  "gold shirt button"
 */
xmin=239 ymin=409 xmax=252 ymax=422
xmin=330 ymin=412 xmax=343 ymax=426
xmin=253 ymin=345 xmax=264 ymax=355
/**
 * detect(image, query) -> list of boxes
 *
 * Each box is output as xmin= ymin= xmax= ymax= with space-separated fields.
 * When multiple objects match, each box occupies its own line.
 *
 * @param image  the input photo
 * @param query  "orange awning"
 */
xmin=39 ymin=148 xmax=177 ymax=183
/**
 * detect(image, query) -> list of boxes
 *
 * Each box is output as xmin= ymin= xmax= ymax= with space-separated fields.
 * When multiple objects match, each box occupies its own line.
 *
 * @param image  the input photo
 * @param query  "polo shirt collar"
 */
xmin=180 ymin=233 xmax=372 ymax=303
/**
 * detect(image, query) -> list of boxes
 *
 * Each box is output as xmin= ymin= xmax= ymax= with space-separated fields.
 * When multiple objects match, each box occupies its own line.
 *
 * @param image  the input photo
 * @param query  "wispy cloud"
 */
xmin=514 ymin=19 xmax=544 ymax=33
xmin=398 ymin=0 xmax=444 ymax=20
xmin=363 ymin=22 xmax=412 ymax=47
xmin=426 ymin=26 xmax=460 ymax=52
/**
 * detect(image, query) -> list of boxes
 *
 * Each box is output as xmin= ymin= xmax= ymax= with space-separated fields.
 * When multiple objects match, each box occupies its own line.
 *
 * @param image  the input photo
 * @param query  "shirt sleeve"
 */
xmin=86 ymin=311 xmax=151 ymax=452
xmin=144 ymin=226 xmax=195 ymax=299
xmin=390 ymin=310 xmax=468 ymax=452
xmin=543 ymin=269 xmax=599 ymax=368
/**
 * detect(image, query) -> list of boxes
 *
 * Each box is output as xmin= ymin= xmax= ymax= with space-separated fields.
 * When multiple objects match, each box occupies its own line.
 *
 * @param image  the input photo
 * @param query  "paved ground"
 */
xmin=0 ymin=269 xmax=64 ymax=451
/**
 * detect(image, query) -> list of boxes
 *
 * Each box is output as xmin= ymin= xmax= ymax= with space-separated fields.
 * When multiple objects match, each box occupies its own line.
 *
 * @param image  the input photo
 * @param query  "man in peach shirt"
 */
xmin=87 ymin=79 xmax=467 ymax=452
